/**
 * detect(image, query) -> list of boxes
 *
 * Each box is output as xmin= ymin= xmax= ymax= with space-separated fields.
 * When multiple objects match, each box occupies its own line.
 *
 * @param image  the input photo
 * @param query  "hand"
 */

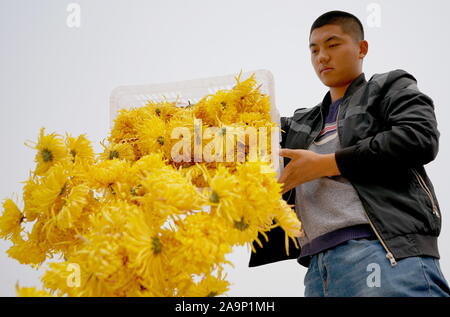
xmin=278 ymin=149 xmax=341 ymax=194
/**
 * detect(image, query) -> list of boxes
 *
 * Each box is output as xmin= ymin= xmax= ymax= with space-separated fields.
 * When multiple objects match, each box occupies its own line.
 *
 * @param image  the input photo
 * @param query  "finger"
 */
xmin=278 ymin=172 xmax=286 ymax=185
xmin=281 ymin=185 xmax=290 ymax=195
xmin=294 ymin=229 xmax=305 ymax=238
xmin=281 ymin=181 xmax=294 ymax=195
xmin=277 ymin=165 xmax=291 ymax=184
xmin=279 ymin=148 xmax=297 ymax=158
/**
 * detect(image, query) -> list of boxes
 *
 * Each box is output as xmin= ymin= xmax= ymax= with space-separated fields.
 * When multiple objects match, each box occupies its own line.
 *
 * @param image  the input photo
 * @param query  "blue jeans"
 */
xmin=304 ymin=238 xmax=450 ymax=297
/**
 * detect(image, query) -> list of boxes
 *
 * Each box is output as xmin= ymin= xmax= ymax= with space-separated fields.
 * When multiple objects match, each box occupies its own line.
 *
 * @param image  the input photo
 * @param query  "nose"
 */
xmin=318 ymin=50 xmax=330 ymax=65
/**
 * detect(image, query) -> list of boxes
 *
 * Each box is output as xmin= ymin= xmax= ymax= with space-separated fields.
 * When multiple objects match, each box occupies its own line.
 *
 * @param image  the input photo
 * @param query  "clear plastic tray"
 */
xmin=109 ymin=69 xmax=281 ymax=176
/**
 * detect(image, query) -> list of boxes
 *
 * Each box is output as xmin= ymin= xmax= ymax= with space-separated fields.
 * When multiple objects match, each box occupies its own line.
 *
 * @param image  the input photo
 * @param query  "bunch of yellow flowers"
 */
xmin=1 ymin=73 xmax=302 ymax=297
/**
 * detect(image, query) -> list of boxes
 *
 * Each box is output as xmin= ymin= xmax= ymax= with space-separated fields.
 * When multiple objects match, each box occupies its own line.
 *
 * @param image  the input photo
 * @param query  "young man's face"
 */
xmin=309 ymin=24 xmax=368 ymax=88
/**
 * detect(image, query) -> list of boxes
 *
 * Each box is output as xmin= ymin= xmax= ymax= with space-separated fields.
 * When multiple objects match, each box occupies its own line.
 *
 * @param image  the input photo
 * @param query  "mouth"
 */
xmin=320 ymin=67 xmax=333 ymax=74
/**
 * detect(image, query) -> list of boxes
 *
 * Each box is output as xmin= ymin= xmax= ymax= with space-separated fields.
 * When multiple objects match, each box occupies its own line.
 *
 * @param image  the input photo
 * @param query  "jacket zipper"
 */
xmin=335 ymin=101 xmax=398 ymax=267
xmin=411 ymin=168 xmax=440 ymax=218
xmin=366 ymin=216 xmax=397 ymax=266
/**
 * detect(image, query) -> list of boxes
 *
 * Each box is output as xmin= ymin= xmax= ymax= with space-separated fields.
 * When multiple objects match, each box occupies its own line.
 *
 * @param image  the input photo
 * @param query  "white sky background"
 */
xmin=1 ymin=0 xmax=450 ymax=297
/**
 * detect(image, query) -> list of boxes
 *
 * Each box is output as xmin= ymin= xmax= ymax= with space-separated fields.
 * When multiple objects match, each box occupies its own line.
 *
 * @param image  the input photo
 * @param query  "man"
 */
xmin=249 ymin=10 xmax=450 ymax=297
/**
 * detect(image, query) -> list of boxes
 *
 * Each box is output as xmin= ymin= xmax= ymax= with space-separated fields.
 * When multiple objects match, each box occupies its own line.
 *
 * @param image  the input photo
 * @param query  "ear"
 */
xmin=359 ymin=40 xmax=369 ymax=59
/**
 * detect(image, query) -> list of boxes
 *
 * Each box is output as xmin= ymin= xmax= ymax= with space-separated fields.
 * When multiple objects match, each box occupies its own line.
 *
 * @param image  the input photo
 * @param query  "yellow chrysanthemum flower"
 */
xmin=41 ymin=261 xmax=89 ymax=297
xmin=133 ymin=163 xmax=207 ymax=222
xmin=65 ymin=133 xmax=95 ymax=164
xmin=146 ymin=100 xmax=181 ymax=122
xmin=186 ymin=270 xmax=230 ymax=297
xmin=205 ymin=165 xmax=241 ymax=222
xmin=0 ymin=198 xmax=23 ymax=241
xmin=272 ymin=199 xmax=302 ymax=256
xmin=30 ymin=163 xmax=70 ymax=218
xmin=56 ymin=184 xmax=90 ymax=230
xmin=84 ymin=158 xmax=130 ymax=195
xmin=16 ymin=285 xmax=52 ymax=297
xmin=109 ymin=105 xmax=155 ymax=144
xmin=98 ymin=140 xmax=136 ymax=162
xmin=238 ymin=111 xmax=272 ymax=127
xmin=20 ymin=175 xmax=41 ymax=222
xmin=135 ymin=115 xmax=168 ymax=157
xmin=123 ymin=205 xmax=178 ymax=285
xmin=179 ymin=164 xmax=209 ymax=188
xmin=7 ymin=237 xmax=47 ymax=266
xmin=25 ymin=127 xmax=70 ymax=176
xmin=173 ymin=213 xmax=233 ymax=275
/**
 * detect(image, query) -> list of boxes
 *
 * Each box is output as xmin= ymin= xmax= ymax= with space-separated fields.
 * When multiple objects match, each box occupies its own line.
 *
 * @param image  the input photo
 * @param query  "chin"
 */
xmin=320 ymin=77 xmax=339 ymax=87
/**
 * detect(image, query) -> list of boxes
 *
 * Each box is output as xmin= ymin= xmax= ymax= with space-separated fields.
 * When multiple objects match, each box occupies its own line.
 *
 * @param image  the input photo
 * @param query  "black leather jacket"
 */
xmin=249 ymin=69 xmax=441 ymax=268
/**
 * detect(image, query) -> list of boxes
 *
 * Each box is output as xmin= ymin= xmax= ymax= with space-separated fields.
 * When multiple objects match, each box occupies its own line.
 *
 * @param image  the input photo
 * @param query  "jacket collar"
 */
xmin=319 ymin=72 xmax=367 ymax=110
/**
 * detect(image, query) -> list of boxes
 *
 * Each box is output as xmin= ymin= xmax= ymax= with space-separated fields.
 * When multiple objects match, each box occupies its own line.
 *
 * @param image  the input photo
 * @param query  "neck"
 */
xmin=329 ymin=72 xmax=363 ymax=102
xmin=329 ymin=85 xmax=349 ymax=103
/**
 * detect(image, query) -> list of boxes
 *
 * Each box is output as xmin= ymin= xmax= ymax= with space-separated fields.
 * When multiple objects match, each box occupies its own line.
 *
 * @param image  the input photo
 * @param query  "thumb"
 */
xmin=279 ymin=148 xmax=298 ymax=158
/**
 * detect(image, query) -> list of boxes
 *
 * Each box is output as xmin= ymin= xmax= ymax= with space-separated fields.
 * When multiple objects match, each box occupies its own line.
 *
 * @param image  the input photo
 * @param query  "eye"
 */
xmin=329 ymin=43 xmax=340 ymax=48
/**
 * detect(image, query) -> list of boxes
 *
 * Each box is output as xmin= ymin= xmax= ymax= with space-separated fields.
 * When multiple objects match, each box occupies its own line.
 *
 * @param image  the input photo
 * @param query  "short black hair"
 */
xmin=310 ymin=10 xmax=364 ymax=43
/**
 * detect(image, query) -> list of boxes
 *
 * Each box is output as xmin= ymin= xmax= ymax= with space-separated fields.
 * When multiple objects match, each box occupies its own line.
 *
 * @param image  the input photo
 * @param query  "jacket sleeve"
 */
xmin=335 ymin=85 xmax=440 ymax=181
xmin=280 ymin=116 xmax=292 ymax=148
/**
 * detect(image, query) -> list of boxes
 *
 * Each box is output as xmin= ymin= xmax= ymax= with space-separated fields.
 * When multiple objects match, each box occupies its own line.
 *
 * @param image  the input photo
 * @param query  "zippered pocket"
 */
xmin=411 ymin=168 xmax=440 ymax=219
